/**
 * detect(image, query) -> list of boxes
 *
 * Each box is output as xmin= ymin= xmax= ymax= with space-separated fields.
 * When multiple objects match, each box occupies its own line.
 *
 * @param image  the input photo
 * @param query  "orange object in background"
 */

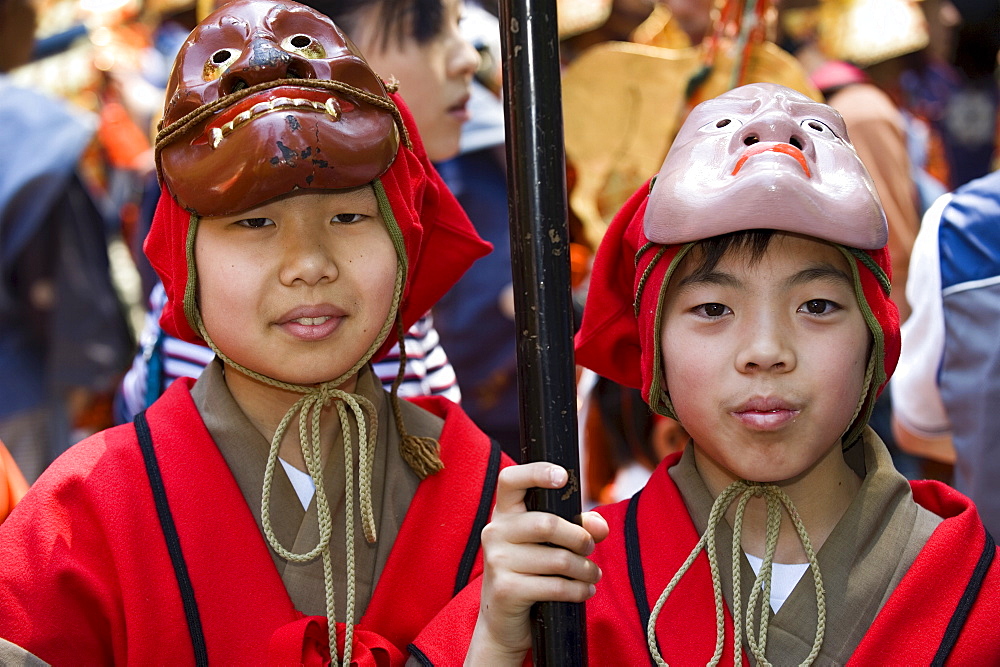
xmin=98 ymin=99 xmax=152 ymax=170
xmin=0 ymin=441 xmax=29 ymax=525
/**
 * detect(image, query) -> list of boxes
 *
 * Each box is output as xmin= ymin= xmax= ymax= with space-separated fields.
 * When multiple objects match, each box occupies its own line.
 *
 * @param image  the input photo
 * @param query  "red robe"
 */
xmin=413 ymin=452 xmax=1000 ymax=665
xmin=0 ymin=379 xmax=510 ymax=665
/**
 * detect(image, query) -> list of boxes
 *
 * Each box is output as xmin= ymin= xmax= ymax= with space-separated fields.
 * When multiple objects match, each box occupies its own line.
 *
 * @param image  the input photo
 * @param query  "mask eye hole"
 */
xmin=700 ymin=117 xmax=742 ymax=133
xmin=212 ymin=49 xmax=234 ymax=64
xmin=801 ymin=118 xmax=837 ymax=138
xmin=204 ymin=48 xmax=239 ymax=80
xmin=281 ymin=33 xmax=326 ymax=59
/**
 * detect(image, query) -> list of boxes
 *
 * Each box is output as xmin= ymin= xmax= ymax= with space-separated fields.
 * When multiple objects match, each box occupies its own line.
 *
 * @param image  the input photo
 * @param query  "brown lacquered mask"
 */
xmin=156 ymin=0 xmax=402 ymax=216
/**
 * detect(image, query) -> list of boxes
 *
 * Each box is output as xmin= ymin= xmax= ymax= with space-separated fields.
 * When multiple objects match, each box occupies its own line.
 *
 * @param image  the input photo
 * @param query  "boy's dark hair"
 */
xmin=298 ymin=0 xmax=445 ymax=51
xmin=686 ymin=229 xmax=776 ymax=281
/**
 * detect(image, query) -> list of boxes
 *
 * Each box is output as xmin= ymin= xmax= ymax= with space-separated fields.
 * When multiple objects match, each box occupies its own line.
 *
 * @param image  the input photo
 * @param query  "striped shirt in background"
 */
xmin=115 ymin=283 xmax=461 ymax=424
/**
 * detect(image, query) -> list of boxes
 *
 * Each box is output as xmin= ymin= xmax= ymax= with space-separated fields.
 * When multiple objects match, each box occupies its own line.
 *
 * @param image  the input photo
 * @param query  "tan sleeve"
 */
xmin=0 ymin=638 xmax=50 ymax=667
xmin=829 ymin=85 xmax=921 ymax=322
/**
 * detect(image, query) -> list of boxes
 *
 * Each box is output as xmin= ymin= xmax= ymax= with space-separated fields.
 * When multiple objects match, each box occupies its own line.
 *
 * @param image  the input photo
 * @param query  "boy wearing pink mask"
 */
xmin=413 ymin=83 xmax=1000 ymax=665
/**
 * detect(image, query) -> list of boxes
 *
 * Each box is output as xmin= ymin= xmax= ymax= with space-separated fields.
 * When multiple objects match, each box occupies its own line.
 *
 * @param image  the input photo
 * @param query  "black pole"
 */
xmin=497 ymin=0 xmax=586 ymax=665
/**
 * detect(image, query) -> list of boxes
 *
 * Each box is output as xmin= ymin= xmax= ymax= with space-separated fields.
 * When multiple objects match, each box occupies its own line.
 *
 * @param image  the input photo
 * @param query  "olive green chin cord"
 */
xmin=646 ymin=481 xmax=826 ymax=667
xmin=389 ymin=318 xmax=444 ymax=478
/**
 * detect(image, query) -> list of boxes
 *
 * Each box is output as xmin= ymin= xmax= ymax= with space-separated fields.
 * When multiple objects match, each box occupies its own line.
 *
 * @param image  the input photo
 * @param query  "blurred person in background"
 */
xmin=431 ymin=2 xmax=521 ymax=458
xmin=0 ymin=0 xmax=132 ymax=482
xmin=909 ymin=0 xmax=1000 ymax=190
xmin=890 ymin=0 xmax=1000 ymax=525
xmin=780 ymin=0 xmax=933 ymax=480
xmin=893 ymin=169 xmax=1000 ymax=538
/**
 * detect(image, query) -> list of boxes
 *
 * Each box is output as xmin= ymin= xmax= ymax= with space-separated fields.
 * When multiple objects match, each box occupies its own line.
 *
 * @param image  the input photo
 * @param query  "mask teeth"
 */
xmin=209 ymin=96 xmax=341 ymax=149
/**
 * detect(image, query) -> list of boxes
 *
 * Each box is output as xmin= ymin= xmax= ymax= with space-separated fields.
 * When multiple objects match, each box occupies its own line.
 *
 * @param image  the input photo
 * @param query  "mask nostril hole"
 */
xmin=789 ymin=136 xmax=804 ymax=149
xmin=716 ymin=119 xmax=731 ymax=128
xmin=230 ymin=78 xmax=249 ymax=92
xmin=744 ymin=135 xmax=759 ymax=146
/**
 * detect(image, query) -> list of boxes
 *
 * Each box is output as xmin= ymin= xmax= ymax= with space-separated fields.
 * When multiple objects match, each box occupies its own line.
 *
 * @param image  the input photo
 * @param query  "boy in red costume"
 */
xmin=0 ymin=1 xmax=513 ymax=664
xmin=412 ymin=83 xmax=1000 ymax=665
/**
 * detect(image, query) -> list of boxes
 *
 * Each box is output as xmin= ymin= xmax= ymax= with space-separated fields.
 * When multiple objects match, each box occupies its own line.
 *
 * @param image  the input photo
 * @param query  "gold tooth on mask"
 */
xmin=209 ymin=96 xmax=342 ymax=149
xmin=324 ymin=97 xmax=340 ymax=119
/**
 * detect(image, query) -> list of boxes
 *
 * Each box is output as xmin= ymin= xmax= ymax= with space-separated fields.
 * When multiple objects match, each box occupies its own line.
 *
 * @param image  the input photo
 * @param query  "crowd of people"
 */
xmin=1 ymin=0 xmax=1000 ymax=663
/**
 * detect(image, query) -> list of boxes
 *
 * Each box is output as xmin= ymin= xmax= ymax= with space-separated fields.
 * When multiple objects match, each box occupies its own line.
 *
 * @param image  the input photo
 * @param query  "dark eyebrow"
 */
xmin=785 ymin=264 xmax=853 ymax=289
xmin=677 ymin=270 xmax=742 ymax=291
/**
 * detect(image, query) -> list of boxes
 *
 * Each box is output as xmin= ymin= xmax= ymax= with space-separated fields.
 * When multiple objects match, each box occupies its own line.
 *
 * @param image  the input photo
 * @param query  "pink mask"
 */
xmin=644 ymin=82 xmax=887 ymax=249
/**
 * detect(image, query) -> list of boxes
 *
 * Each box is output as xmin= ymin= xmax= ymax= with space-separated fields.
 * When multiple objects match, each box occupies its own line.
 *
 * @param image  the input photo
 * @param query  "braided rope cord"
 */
xmin=154 ymin=78 xmax=411 ymax=160
xmin=196 ymin=306 xmax=388 ymax=664
xmin=634 ymin=245 xmax=669 ymax=318
xmin=647 ymin=481 xmax=826 ymax=667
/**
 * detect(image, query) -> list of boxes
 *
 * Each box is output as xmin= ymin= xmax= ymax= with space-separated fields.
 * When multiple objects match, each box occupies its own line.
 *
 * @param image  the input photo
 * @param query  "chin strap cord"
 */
xmin=647 ymin=480 xmax=826 ymax=666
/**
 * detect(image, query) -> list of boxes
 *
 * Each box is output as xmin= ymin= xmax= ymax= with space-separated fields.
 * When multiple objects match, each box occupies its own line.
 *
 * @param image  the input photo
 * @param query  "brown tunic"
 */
xmin=191 ymin=359 xmax=443 ymax=619
xmin=670 ymin=427 xmax=942 ymax=665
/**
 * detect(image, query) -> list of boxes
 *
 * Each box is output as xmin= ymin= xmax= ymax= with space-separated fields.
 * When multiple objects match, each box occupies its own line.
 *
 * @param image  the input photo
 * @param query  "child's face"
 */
xmin=353 ymin=0 xmax=479 ymax=162
xmin=659 ymin=233 xmax=869 ymax=484
xmin=195 ymin=186 xmax=398 ymax=387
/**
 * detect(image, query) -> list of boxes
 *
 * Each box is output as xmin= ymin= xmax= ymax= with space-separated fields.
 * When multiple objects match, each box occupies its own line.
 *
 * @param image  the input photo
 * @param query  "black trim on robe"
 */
xmin=932 ymin=528 xmax=996 ymax=665
xmin=454 ymin=439 xmax=502 ymax=596
xmin=625 ymin=488 xmax=659 ymax=666
xmin=136 ymin=411 xmax=209 ymax=667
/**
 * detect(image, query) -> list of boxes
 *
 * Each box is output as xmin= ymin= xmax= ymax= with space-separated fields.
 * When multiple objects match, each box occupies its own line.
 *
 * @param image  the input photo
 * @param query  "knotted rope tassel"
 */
xmin=647 ymin=480 xmax=826 ymax=666
xmin=260 ymin=384 xmax=378 ymax=665
xmin=389 ymin=319 xmax=444 ymax=480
